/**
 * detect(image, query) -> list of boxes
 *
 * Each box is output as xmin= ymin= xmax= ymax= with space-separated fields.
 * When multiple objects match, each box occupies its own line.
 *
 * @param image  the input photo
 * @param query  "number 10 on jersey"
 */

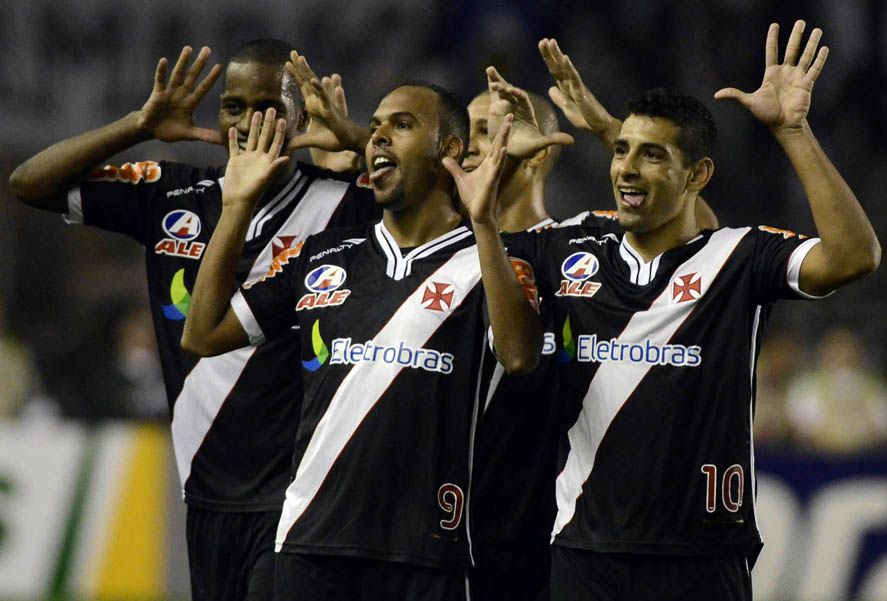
xmin=700 ymin=464 xmax=745 ymax=513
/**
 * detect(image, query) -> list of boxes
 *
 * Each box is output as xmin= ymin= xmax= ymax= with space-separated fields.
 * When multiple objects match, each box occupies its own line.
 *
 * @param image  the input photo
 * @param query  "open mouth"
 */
xmin=370 ymin=155 xmax=398 ymax=183
xmin=618 ymin=187 xmax=647 ymax=208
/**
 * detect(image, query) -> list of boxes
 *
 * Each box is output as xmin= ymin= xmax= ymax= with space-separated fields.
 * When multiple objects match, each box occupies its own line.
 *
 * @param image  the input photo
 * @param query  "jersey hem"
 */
xmin=276 ymin=542 xmax=469 ymax=569
xmin=184 ymin=493 xmax=284 ymax=513
xmin=551 ymin=536 xmax=762 ymax=556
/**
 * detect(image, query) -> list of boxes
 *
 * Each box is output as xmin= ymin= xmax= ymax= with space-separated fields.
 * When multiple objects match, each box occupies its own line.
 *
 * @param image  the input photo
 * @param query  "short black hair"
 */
xmin=626 ymin=87 xmax=716 ymax=164
xmin=397 ymin=81 xmax=469 ymax=160
xmin=226 ymin=39 xmax=299 ymax=100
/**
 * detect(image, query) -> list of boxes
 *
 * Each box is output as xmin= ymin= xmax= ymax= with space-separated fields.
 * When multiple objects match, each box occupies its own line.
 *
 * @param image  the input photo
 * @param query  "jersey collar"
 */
xmin=373 ymin=220 xmax=474 ymax=281
xmin=619 ymin=233 xmax=706 ymax=286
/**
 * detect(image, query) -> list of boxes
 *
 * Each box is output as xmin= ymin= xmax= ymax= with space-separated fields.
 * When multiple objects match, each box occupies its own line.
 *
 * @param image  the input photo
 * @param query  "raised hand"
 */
xmin=138 ymin=46 xmax=223 ymax=144
xmin=538 ymin=38 xmax=620 ymax=143
xmin=286 ymin=51 xmax=367 ymax=153
xmin=443 ymin=114 xmax=512 ymax=224
xmin=486 ymin=66 xmax=573 ymax=160
xmin=223 ymin=109 xmax=290 ymax=211
xmin=714 ymin=21 xmax=828 ymax=132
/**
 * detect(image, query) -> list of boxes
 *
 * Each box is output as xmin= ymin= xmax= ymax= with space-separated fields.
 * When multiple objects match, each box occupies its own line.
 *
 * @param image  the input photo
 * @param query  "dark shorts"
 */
xmin=550 ymin=546 xmax=752 ymax=601
xmin=469 ymin=541 xmax=550 ymax=601
xmin=186 ymin=505 xmax=280 ymax=601
xmin=273 ymin=552 xmax=466 ymax=601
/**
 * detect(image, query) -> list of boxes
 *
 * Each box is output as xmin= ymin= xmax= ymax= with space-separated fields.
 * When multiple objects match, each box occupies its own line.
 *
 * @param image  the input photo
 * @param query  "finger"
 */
xmin=548 ymin=86 xmax=570 ymax=111
xmin=333 ymin=85 xmax=348 ymax=115
xmin=270 ymin=118 xmax=287 ymax=157
xmin=765 ymin=23 xmax=779 ymax=68
xmin=270 ymin=156 xmax=290 ymax=171
xmin=804 ymin=46 xmax=829 ymax=86
xmin=287 ymin=50 xmax=310 ymax=84
xmin=441 ymin=156 xmax=465 ymax=180
xmin=783 ymin=20 xmax=806 ymax=65
xmin=257 ymin=108 xmax=278 ymax=151
xmin=490 ymin=113 xmax=513 ymax=155
xmin=309 ymin=79 xmax=331 ymax=109
xmin=153 ymin=57 xmax=168 ymax=93
xmin=190 ymin=127 xmax=225 ymax=146
xmin=246 ymin=111 xmax=262 ymax=151
xmin=228 ymin=127 xmax=239 ymax=156
xmin=798 ymin=27 xmax=823 ymax=71
xmin=298 ymin=55 xmax=320 ymax=84
xmin=713 ymin=87 xmax=750 ymax=105
xmin=539 ymin=38 xmax=562 ymax=76
xmin=543 ymin=132 xmax=575 ymax=147
xmin=183 ymin=46 xmax=211 ymax=90
xmin=168 ymin=46 xmax=193 ymax=88
xmin=192 ymin=63 xmax=222 ymax=101
xmin=486 ymin=65 xmax=506 ymax=85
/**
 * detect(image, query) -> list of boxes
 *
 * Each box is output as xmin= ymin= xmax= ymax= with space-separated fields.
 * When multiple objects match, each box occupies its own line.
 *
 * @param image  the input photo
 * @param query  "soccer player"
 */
xmin=466 ymin=69 xmax=719 ymax=601
xmin=181 ymin=81 xmax=544 ymax=599
xmin=8 ymin=40 xmax=379 ymax=601
xmin=480 ymin=22 xmax=880 ymax=601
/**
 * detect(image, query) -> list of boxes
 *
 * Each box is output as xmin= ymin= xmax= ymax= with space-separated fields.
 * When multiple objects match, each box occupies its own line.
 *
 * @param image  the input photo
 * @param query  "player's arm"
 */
xmin=715 ymin=21 xmax=880 ymax=295
xmin=285 ymin=51 xmax=371 ymax=156
xmin=8 ymin=46 xmax=222 ymax=212
xmin=443 ymin=115 xmax=543 ymax=374
xmin=538 ymin=39 xmax=719 ymax=229
xmin=182 ymin=110 xmax=289 ymax=356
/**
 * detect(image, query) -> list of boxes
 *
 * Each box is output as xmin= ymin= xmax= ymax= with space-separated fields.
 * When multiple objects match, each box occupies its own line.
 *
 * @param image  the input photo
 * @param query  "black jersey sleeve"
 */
xmin=750 ymin=225 xmax=825 ymax=303
xmin=502 ymin=230 xmax=551 ymax=300
xmin=72 ymin=160 xmax=201 ymax=245
xmin=233 ymin=237 xmax=309 ymax=345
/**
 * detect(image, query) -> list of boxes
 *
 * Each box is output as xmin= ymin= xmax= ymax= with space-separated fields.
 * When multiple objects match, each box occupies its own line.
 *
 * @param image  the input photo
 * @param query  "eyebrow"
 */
xmin=370 ymin=111 xmax=419 ymax=125
xmin=613 ymin=139 xmax=670 ymax=154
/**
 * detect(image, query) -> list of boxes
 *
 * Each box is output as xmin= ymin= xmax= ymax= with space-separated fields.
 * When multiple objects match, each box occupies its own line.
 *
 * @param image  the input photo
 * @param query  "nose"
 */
xmin=237 ymin=109 xmax=256 ymax=135
xmin=371 ymin=124 xmax=390 ymax=148
xmin=617 ymin=151 xmax=640 ymax=179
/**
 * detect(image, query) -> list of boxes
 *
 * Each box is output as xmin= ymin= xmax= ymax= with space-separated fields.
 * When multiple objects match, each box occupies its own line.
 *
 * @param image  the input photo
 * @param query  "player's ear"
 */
xmin=525 ymin=146 xmax=550 ymax=169
xmin=439 ymin=135 xmax=463 ymax=162
xmin=687 ymin=157 xmax=714 ymax=193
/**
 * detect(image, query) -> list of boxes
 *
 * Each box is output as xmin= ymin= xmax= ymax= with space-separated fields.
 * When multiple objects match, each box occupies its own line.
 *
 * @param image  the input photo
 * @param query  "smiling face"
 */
xmin=218 ymin=61 xmax=301 ymax=155
xmin=610 ymin=115 xmax=699 ymax=233
xmin=366 ymin=86 xmax=445 ymax=211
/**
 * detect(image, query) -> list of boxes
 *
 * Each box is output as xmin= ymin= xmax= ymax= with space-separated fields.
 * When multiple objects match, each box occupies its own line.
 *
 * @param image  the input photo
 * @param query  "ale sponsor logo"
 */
xmin=556 ymin=252 xmax=602 ymax=298
xmin=297 ymin=265 xmax=350 ymax=311
xmin=155 ymin=210 xmax=205 ymax=259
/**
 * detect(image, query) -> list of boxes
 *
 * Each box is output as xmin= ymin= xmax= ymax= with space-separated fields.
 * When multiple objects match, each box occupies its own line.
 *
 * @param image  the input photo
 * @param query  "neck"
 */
xmin=497 ymin=175 xmax=549 ymax=233
xmin=382 ymin=189 xmax=463 ymax=248
xmin=625 ymin=198 xmax=700 ymax=262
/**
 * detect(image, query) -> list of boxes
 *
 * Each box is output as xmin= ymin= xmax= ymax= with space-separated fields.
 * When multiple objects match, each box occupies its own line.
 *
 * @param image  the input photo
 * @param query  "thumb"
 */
xmin=441 ymin=156 xmax=464 ymax=180
xmin=548 ymin=86 xmax=570 ymax=110
xmin=287 ymin=131 xmax=326 ymax=151
xmin=543 ymin=132 xmax=575 ymax=147
xmin=190 ymin=127 xmax=225 ymax=145
xmin=713 ymin=87 xmax=750 ymax=104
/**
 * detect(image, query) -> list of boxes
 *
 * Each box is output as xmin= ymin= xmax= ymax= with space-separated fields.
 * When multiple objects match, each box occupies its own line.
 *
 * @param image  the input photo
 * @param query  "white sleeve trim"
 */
xmin=786 ymin=238 xmax=833 ymax=299
xmin=231 ymin=291 xmax=266 ymax=346
xmin=63 ymin=186 xmax=84 ymax=225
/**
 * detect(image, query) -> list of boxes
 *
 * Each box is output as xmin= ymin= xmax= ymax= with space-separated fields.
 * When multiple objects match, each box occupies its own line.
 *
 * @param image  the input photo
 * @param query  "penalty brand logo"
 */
xmin=162 ymin=269 xmax=191 ymax=320
xmin=556 ymin=252 xmax=602 ymax=298
xmin=155 ymin=210 xmax=206 ymax=259
xmin=297 ymin=265 xmax=351 ymax=311
xmin=302 ymin=320 xmax=330 ymax=371
xmin=329 ymin=338 xmax=455 ymax=374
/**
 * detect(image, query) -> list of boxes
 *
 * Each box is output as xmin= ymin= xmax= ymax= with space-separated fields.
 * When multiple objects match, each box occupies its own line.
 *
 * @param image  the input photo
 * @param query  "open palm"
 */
xmin=715 ymin=21 xmax=828 ymax=131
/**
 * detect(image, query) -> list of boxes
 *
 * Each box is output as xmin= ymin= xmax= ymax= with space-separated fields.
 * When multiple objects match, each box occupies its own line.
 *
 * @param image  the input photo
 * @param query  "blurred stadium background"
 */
xmin=1 ymin=0 xmax=884 ymax=600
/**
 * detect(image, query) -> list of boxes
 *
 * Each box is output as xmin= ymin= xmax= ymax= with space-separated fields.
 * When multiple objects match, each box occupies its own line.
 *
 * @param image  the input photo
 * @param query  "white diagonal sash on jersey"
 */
xmin=171 ymin=346 xmax=257 ymax=489
xmin=245 ymin=176 xmax=351 ymax=282
xmin=275 ymin=245 xmax=482 ymax=549
xmin=551 ymin=227 xmax=751 ymax=539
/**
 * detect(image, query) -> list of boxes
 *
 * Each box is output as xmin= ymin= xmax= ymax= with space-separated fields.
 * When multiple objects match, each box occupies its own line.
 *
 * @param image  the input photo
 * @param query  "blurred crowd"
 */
xmin=1 ymin=0 xmax=885 ymax=453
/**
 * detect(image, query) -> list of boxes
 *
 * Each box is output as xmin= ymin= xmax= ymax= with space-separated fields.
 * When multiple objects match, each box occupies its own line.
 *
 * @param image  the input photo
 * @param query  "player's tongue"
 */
xmin=621 ymin=189 xmax=646 ymax=208
xmin=370 ymin=156 xmax=397 ymax=183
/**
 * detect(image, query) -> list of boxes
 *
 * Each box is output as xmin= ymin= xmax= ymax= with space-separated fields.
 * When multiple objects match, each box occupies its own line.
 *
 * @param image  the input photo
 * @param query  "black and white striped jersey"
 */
xmin=233 ymin=221 xmax=492 ymax=568
xmin=471 ymin=211 xmax=623 ymax=546
xmin=66 ymin=160 xmax=379 ymax=511
xmin=506 ymin=223 xmax=824 ymax=559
